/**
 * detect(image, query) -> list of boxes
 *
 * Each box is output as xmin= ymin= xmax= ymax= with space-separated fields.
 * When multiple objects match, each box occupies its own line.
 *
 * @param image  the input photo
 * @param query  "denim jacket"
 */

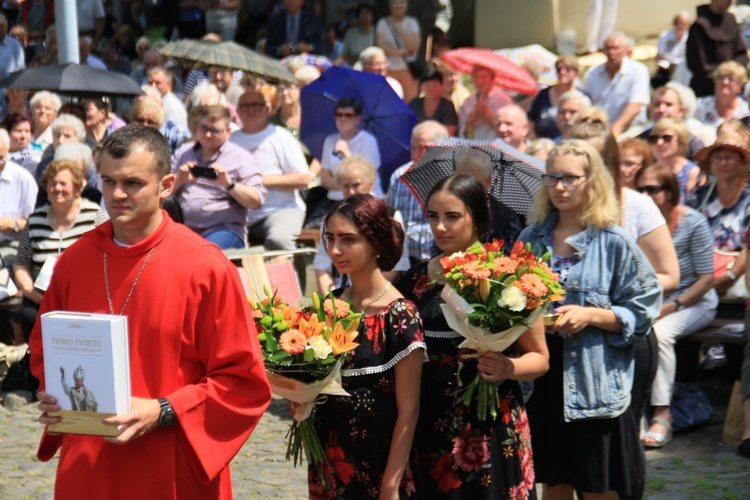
xmin=518 ymin=212 xmax=662 ymax=421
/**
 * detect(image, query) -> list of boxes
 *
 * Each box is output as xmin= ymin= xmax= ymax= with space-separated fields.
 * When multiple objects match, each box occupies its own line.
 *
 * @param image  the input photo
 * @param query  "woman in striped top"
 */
xmin=13 ymin=159 xmax=107 ymax=341
xmin=635 ymin=163 xmax=718 ymax=448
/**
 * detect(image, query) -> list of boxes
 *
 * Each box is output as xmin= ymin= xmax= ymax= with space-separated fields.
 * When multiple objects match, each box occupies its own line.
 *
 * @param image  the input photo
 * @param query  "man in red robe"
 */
xmin=29 ymin=125 xmax=272 ymax=498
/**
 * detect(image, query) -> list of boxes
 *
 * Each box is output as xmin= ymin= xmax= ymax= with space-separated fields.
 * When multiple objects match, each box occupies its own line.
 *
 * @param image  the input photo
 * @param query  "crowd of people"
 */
xmin=0 ymin=0 xmax=749 ymax=498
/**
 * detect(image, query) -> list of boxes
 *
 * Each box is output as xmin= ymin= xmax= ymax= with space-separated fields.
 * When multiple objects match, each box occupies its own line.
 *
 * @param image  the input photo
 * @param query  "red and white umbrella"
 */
xmin=439 ymin=47 xmax=539 ymax=96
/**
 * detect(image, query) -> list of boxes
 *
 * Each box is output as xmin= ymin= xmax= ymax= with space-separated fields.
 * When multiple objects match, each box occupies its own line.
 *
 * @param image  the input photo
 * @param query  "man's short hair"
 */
xmin=148 ymin=67 xmax=174 ymax=86
xmin=359 ymin=46 xmax=385 ymax=65
xmin=558 ymin=90 xmax=592 ymax=109
xmin=412 ymin=120 xmax=450 ymax=142
xmin=454 ymin=148 xmax=493 ymax=184
xmin=101 ymin=125 xmax=171 ymax=178
xmin=51 ymin=114 xmax=87 ymax=142
xmin=200 ymin=104 xmax=231 ymax=124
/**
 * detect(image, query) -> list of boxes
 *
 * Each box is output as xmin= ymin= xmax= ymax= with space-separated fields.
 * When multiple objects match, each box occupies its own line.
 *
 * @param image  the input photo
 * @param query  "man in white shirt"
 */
xmin=459 ymin=64 xmax=512 ymax=140
xmin=231 ymin=90 xmax=311 ymax=251
xmin=76 ymin=0 xmax=105 ymax=48
xmin=494 ymin=104 xmax=529 ymax=153
xmin=652 ymin=11 xmax=691 ymax=88
xmin=148 ymin=68 xmax=188 ymax=127
xmin=0 ymin=129 xmax=37 ymax=266
xmin=359 ymin=46 xmax=404 ymax=99
xmin=0 ymin=14 xmax=23 ymax=79
xmin=583 ymin=31 xmax=651 ymax=138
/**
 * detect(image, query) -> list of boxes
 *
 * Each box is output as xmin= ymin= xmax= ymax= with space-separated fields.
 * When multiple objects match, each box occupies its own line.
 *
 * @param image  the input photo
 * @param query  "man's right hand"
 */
xmin=37 ymin=391 xmax=62 ymax=430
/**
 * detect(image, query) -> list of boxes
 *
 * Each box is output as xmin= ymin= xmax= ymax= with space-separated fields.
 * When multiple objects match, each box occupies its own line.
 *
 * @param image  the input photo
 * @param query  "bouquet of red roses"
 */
xmin=250 ymin=288 xmax=360 ymax=467
xmin=437 ymin=240 xmax=564 ymax=420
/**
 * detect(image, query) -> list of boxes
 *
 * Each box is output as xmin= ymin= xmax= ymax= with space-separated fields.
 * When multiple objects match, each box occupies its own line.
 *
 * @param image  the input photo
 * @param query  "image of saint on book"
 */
xmin=60 ymin=365 xmax=98 ymax=412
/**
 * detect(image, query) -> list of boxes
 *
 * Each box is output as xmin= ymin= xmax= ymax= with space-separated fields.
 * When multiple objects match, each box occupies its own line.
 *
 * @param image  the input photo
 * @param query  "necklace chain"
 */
xmin=104 ymin=247 xmax=156 ymax=315
xmin=353 ymin=282 xmax=392 ymax=315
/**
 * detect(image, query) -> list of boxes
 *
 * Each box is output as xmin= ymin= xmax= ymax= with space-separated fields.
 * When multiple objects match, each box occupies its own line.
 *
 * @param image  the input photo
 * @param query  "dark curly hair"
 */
xmin=323 ymin=194 xmax=404 ymax=271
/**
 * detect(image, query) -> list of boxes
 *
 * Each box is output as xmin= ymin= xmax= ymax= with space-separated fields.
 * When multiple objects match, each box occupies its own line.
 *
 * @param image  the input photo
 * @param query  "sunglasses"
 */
xmin=637 ymin=185 xmax=665 ymax=195
xmin=648 ymin=134 xmax=675 ymax=144
xmin=334 ymin=111 xmax=357 ymax=119
xmin=238 ymin=102 xmax=266 ymax=111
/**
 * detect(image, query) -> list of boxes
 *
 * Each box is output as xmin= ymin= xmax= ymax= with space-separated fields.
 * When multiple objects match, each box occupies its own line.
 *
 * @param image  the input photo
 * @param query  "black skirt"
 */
xmin=526 ymin=335 xmax=646 ymax=496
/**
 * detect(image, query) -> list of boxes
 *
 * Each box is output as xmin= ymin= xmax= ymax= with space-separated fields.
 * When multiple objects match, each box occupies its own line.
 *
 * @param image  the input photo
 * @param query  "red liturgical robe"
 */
xmin=29 ymin=214 xmax=271 ymax=499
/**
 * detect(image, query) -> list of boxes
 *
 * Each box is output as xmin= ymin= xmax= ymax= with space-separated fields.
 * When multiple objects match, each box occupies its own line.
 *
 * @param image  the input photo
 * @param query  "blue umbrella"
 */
xmin=300 ymin=67 xmax=417 ymax=190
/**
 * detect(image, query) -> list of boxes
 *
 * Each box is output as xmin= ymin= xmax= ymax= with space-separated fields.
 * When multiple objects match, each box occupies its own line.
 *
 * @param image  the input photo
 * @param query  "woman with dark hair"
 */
xmin=305 ymin=97 xmax=381 ymax=229
xmin=519 ymin=140 xmax=661 ymax=498
xmin=5 ymin=113 xmax=42 ymax=175
xmin=82 ymin=98 xmax=126 ymax=144
xmin=408 ymin=69 xmax=458 ymax=135
xmin=634 ymin=164 xmax=717 ymax=448
xmin=398 ymin=174 xmax=548 ymax=498
xmin=309 ymin=193 xmax=426 ymax=498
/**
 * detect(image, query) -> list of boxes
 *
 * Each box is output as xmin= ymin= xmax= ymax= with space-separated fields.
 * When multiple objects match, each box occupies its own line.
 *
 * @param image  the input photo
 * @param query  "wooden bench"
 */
xmin=683 ymin=318 xmax=747 ymax=345
xmin=0 ymin=296 xmax=21 ymax=311
xmin=296 ymin=228 xmax=321 ymax=246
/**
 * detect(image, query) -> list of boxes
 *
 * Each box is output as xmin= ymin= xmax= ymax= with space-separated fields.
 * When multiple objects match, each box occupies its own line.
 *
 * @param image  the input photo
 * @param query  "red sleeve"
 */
xmin=166 ymin=248 xmax=271 ymax=485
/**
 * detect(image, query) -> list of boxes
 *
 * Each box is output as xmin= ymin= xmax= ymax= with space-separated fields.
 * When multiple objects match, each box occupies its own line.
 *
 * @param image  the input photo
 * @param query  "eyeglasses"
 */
xmin=717 ymin=75 xmax=740 ymax=84
xmin=637 ymin=185 xmax=665 ymax=195
xmin=238 ymin=102 xmax=266 ymax=111
xmin=711 ymin=153 xmax=742 ymax=164
xmin=334 ymin=111 xmax=357 ymax=119
xmin=197 ymin=122 xmax=226 ymax=135
xmin=555 ymin=66 xmax=577 ymax=73
xmin=540 ymin=174 xmax=589 ymax=188
xmin=648 ymin=134 xmax=675 ymax=144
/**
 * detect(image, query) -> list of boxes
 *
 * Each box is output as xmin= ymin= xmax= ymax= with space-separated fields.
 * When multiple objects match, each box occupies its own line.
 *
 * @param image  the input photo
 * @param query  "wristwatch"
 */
xmin=12 ymin=220 xmax=20 ymax=233
xmin=226 ymin=181 xmax=236 ymax=191
xmin=674 ymin=299 xmax=686 ymax=311
xmin=158 ymin=398 xmax=176 ymax=427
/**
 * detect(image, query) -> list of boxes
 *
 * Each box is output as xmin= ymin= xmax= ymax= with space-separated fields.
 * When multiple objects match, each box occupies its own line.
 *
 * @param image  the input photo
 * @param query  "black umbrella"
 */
xmin=400 ymin=138 xmax=544 ymax=244
xmin=0 ymin=63 xmax=144 ymax=97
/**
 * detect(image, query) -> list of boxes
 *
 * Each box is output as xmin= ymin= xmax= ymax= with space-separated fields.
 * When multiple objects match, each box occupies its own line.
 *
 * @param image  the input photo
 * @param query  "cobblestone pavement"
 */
xmin=0 ymin=376 xmax=748 ymax=499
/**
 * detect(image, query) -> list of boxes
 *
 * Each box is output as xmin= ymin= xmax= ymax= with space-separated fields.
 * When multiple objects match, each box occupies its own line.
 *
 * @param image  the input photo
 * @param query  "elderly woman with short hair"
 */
xmin=695 ymin=61 xmax=750 ymax=128
xmin=30 ymin=90 xmax=62 ymax=150
xmin=13 ymin=160 xmax=107 ymax=340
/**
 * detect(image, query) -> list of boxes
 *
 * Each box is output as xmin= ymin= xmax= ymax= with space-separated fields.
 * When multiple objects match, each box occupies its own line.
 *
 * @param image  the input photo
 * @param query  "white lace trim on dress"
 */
xmin=342 ymin=341 xmax=427 ymax=377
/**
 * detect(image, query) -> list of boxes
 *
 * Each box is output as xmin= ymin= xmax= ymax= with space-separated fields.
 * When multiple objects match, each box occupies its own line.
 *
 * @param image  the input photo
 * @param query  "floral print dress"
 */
xmin=399 ymin=263 xmax=536 ymax=500
xmin=309 ymin=297 xmax=426 ymax=499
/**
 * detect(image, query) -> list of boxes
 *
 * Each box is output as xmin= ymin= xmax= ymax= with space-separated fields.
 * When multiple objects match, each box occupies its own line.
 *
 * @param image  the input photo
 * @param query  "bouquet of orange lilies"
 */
xmin=437 ymin=240 xmax=564 ymax=420
xmin=250 ymin=287 xmax=361 ymax=468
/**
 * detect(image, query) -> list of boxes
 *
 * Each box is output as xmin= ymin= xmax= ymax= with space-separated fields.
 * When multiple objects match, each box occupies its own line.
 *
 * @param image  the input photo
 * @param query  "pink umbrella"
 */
xmin=440 ymin=47 xmax=539 ymax=96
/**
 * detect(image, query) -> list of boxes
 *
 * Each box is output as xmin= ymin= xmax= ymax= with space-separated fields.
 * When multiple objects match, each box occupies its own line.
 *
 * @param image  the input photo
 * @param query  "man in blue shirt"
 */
xmin=0 ymin=13 xmax=24 ymax=79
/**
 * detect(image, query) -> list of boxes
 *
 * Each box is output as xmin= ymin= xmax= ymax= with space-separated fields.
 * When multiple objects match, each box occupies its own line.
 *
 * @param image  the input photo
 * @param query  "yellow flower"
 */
xmin=329 ymin=321 xmax=359 ymax=355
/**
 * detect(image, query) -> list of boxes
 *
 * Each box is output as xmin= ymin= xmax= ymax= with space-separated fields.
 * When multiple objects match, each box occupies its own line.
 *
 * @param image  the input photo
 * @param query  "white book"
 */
xmin=40 ymin=311 xmax=131 ymax=437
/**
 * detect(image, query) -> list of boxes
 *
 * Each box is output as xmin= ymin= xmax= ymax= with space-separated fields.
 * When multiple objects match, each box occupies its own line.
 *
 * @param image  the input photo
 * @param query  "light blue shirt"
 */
xmin=0 ymin=35 xmax=24 ymax=78
xmin=583 ymin=57 xmax=650 ymax=131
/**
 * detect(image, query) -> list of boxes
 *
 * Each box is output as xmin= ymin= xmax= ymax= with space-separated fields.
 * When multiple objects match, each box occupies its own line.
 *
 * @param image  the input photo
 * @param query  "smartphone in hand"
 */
xmin=191 ymin=165 xmax=218 ymax=180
